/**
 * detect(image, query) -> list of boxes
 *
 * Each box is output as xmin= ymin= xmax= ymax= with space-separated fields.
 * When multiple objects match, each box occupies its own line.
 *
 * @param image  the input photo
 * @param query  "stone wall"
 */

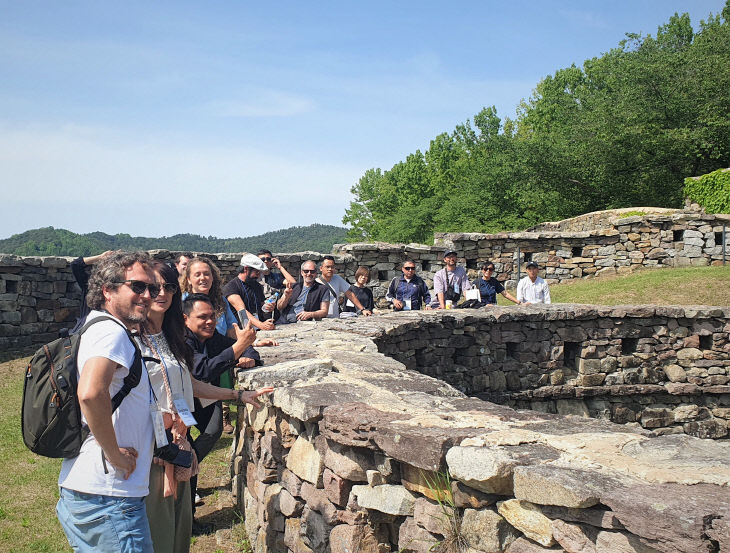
xmin=1 ymin=208 xmax=729 ymax=352
xmin=526 ymin=207 xmax=680 ymax=232
xmin=373 ymin=306 xmax=730 ymax=440
xmin=0 ymin=251 xmax=358 ymax=354
xmin=231 ymin=312 xmax=730 ymax=553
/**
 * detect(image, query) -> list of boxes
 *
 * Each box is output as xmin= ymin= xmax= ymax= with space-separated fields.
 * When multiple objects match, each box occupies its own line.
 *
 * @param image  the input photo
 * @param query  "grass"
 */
xmin=0 ymin=357 xmax=248 ymax=553
xmin=0 ymin=357 xmax=68 ymax=553
xmin=498 ymin=265 xmax=730 ymax=306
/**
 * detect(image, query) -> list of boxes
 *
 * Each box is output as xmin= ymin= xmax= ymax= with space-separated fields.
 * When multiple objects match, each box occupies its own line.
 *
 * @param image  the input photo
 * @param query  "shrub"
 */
xmin=684 ymin=168 xmax=730 ymax=213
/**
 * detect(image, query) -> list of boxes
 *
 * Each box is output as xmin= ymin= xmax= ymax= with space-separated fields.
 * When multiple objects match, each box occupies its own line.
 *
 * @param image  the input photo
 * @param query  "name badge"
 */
xmin=150 ymin=405 xmax=168 ymax=448
xmin=404 ymin=298 xmax=412 ymax=310
xmin=173 ymin=396 xmax=197 ymax=426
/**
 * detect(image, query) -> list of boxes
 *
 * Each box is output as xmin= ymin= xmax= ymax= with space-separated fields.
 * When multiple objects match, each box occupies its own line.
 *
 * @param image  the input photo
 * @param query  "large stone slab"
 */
xmin=323 ymin=439 xmax=374 ymax=482
xmin=601 ymin=482 xmax=730 ymax=553
xmin=513 ymin=466 xmax=601 ymax=508
xmin=461 ymin=507 xmax=519 ymax=553
xmin=287 ymin=436 xmax=324 ymax=486
xmin=446 ymin=444 xmax=561 ymax=495
xmin=498 ymin=500 xmax=556 ymax=547
xmin=350 ymin=484 xmax=416 ymax=516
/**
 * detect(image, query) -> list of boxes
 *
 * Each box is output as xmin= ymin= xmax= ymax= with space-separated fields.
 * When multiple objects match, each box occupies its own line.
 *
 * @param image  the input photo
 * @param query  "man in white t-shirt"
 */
xmin=56 ymin=251 xmax=158 ymax=553
xmin=317 ymin=256 xmax=372 ymax=317
xmin=517 ymin=261 xmax=552 ymax=304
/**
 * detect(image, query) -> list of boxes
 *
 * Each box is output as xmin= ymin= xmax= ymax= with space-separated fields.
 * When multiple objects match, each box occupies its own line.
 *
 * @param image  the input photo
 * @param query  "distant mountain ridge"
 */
xmin=0 ymin=224 xmax=349 ymax=256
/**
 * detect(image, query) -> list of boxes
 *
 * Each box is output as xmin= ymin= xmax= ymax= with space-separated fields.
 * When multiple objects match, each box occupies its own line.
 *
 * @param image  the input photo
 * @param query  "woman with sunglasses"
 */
xmin=477 ymin=262 xmax=521 ymax=306
xmin=140 ymin=262 xmax=272 ymax=552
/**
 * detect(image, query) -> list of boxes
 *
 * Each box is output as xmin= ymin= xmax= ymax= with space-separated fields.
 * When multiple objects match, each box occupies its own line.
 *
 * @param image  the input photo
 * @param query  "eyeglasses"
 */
xmin=301 ymin=269 xmax=316 ymax=274
xmin=403 ymin=267 xmax=416 ymax=271
xmin=114 ymin=280 xmax=161 ymax=298
xmin=259 ymin=257 xmax=272 ymax=262
xmin=160 ymin=282 xmax=178 ymax=294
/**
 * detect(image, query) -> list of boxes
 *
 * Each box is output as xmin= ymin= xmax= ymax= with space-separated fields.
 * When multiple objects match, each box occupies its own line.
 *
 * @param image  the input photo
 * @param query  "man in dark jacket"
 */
xmin=385 ymin=259 xmax=431 ymax=311
xmin=182 ymin=293 xmax=258 ymax=532
xmin=275 ymin=260 xmax=330 ymax=323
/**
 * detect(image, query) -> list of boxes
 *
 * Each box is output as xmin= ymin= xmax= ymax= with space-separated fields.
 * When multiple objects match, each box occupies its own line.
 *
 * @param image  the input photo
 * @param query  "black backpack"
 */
xmin=21 ymin=315 xmax=142 ymax=458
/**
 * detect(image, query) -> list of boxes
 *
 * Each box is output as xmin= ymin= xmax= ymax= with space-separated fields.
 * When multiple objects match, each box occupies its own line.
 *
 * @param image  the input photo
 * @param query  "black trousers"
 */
xmin=189 ymin=400 xmax=222 ymax=516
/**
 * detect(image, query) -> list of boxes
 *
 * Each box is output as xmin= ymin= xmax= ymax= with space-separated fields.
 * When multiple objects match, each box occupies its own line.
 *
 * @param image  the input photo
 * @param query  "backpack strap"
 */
xmin=78 ymin=315 xmax=143 ymax=413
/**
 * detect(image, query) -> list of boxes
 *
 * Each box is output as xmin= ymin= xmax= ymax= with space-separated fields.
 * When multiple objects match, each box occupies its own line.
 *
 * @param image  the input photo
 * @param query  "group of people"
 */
xmin=57 ymin=247 xmax=550 ymax=553
xmin=385 ymin=249 xmax=551 ymax=310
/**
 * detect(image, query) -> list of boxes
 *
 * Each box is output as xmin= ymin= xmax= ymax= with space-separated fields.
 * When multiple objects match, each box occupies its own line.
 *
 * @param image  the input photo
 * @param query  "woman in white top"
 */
xmin=140 ymin=262 xmax=272 ymax=553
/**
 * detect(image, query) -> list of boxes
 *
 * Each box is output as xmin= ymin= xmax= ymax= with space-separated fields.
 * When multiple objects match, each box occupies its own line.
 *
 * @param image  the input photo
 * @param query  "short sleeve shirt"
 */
xmin=477 ymin=277 xmax=505 ymax=305
xmin=58 ymin=311 xmax=154 ymax=498
xmin=318 ymin=275 xmax=351 ymax=318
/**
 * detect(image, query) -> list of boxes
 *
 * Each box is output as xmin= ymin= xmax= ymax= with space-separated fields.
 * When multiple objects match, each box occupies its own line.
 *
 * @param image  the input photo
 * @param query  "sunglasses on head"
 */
xmin=114 ymin=280 xmax=161 ymax=298
xmin=301 ymin=269 xmax=316 ymax=274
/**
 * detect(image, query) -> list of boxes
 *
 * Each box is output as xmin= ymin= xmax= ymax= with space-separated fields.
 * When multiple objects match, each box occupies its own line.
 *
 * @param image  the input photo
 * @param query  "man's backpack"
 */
xmin=21 ymin=315 xmax=142 ymax=458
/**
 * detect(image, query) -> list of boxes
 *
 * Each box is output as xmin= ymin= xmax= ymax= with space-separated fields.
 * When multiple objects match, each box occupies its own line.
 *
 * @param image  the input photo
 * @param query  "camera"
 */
xmin=153 ymin=429 xmax=193 ymax=468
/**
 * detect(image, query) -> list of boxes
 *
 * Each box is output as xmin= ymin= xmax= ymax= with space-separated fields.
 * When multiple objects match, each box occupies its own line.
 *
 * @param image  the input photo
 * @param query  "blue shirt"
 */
xmin=385 ymin=274 xmax=431 ymax=311
xmin=477 ymin=276 xmax=505 ymax=305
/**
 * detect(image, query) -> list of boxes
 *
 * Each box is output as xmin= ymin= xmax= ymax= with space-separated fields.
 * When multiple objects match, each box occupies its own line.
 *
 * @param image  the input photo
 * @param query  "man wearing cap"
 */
xmin=223 ymin=253 xmax=275 ymax=331
xmin=433 ymin=250 xmax=472 ymax=309
xmin=517 ymin=261 xmax=551 ymax=304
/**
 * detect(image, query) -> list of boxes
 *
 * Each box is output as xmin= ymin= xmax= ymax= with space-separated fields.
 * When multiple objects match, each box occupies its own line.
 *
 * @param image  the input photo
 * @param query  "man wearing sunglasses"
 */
xmin=386 ymin=259 xmax=431 ymax=311
xmin=57 ymin=251 xmax=157 ymax=553
xmin=256 ymin=249 xmax=296 ymax=295
xmin=477 ymin=262 xmax=521 ymax=306
xmin=275 ymin=260 xmax=330 ymax=323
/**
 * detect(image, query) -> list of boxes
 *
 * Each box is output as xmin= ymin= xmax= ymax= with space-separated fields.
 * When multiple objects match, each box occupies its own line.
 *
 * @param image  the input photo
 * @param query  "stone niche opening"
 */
xmin=373 ymin=306 xmax=730 ymax=440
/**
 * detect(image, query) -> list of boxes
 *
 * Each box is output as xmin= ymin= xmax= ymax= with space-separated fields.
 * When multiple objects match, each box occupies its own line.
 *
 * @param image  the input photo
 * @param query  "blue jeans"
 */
xmin=56 ymin=487 xmax=153 ymax=553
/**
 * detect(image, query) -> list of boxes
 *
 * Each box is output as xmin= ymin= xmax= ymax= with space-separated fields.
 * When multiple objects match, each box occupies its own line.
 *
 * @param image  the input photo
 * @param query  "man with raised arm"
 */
xmin=57 ymin=251 xmax=158 ymax=553
xmin=276 ymin=260 xmax=330 ymax=323
xmin=182 ymin=293 xmax=258 ymax=533
xmin=223 ymin=253 xmax=274 ymax=331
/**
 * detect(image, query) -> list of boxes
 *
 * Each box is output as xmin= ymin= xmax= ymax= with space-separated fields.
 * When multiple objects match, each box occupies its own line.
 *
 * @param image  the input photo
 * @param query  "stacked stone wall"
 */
xmin=1 ymin=209 xmax=728 ymax=352
xmin=231 ymin=313 xmax=730 ymax=553
xmin=373 ymin=307 xmax=730 ymax=440
xmin=526 ymin=207 xmax=679 ymax=232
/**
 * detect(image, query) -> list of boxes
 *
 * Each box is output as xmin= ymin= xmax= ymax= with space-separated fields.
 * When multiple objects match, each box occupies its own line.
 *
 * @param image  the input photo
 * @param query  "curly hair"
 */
xmin=179 ymin=257 xmax=227 ymax=318
xmin=86 ymin=251 xmax=154 ymax=310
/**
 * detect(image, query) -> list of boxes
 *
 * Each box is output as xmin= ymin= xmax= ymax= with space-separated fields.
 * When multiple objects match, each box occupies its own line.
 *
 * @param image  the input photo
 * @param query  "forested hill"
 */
xmin=0 ymin=224 xmax=348 ymax=256
xmin=343 ymin=4 xmax=730 ymax=244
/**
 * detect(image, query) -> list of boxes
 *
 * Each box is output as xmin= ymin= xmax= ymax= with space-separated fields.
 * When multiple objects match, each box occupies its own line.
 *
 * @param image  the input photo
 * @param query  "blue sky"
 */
xmin=0 ymin=1 xmax=724 ymax=240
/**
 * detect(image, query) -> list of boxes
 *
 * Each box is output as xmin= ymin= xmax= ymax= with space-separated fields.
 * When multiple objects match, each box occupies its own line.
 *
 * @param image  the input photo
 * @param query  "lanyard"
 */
xmin=148 ymin=334 xmax=185 ymax=397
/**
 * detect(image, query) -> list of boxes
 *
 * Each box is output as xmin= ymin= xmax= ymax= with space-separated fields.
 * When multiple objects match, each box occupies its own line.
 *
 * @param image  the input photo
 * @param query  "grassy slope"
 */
xmin=498 ymin=265 xmax=730 ymax=306
xmin=1 ymin=265 xmax=728 ymax=552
